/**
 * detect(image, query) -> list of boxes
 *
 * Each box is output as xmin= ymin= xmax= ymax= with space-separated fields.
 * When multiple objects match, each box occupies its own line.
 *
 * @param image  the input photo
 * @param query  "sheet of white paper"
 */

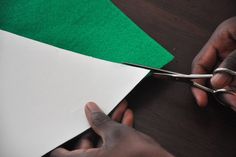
xmin=0 ymin=30 xmax=149 ymax=157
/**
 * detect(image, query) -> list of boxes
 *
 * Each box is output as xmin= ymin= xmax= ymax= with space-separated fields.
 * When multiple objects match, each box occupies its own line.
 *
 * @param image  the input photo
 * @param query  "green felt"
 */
xmin=0 ymin=0 xmax=173 ymax=68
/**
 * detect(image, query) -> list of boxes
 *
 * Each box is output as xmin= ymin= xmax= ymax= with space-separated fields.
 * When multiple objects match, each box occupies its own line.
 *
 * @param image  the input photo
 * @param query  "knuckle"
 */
xmin=223 ymin=50 xmax=236 ymax=70
xmin=221 ymin=17 xmax=236 ymax=27
xmin=103 ymin=125 xmax=131 ymax=144
xmin=192 ymin=57 xmax=212 ymax=73
xmin=107 ymin=124 xmax=124 ymax=139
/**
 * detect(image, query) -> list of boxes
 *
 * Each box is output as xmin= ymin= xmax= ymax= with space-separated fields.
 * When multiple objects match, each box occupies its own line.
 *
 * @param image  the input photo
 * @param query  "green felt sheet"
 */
xmin=0 ymin=0 xmax=173 ymax=68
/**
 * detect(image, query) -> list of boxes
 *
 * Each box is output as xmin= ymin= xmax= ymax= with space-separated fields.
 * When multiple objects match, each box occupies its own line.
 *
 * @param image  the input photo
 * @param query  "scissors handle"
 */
xmin=214 ymin=68 xmax=236 ymax=76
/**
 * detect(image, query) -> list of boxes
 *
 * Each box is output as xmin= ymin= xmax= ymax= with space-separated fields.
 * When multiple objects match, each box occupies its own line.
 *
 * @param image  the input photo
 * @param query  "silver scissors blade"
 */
xmin=124 ymin=63 xmax=182 ymax=75
xmin=124 ymin=63 xmax=213 ymax=79
xmin=152 ymin=73 xmax=213 ymax=79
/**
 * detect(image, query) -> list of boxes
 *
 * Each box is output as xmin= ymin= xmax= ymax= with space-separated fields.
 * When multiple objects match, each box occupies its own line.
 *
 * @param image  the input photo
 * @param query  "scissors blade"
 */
xmin=124 ymin=63 xmax=213 ymax=79
xmin=153 ymin=73 xmax=213 ymax=79
xmin=124 ymin=63 xmax=182 ymax=75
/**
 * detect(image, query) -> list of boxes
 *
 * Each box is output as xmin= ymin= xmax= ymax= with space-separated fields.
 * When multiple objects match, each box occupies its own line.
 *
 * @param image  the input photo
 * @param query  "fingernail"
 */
xmin=86 ymin=102 xmax=101 ymax=113
xmin=211 ymin=73 xmax=232 ymax=88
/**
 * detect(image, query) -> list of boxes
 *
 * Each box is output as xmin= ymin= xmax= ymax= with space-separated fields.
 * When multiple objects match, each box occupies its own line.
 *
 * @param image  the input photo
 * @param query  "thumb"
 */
xmin=211 ymin=49 xmax=236 ymax=88
xmin=84 ymin=102 xmax=116 ymax=140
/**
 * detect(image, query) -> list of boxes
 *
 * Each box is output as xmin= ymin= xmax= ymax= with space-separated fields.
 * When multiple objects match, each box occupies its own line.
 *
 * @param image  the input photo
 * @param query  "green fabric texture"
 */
xmin=0 ymin=0 xmax=173 ymax=68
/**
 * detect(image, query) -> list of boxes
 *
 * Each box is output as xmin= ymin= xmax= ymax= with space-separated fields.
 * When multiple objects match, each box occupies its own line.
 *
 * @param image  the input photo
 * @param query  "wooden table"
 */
xmin=112 ymin=1 xmax=236 ymax=157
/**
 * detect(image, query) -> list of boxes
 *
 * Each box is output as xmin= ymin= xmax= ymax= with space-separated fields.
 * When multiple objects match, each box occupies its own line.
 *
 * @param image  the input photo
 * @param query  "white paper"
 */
xmin=0 ymin=30 xmax=149 ymax=157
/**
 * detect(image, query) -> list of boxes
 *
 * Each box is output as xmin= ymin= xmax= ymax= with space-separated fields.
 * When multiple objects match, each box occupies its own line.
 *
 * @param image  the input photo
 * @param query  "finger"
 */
xmin=121 ymin=109 xmax=134 ymax=127
xmin=96 ymin=101 xmax=128 ymax=148
xmin=111 ymin=100 xmax=128 ymax=122
xmin=68 ymin=148 xmax=101 ymax=157
xmin=211 ymin=50 xmax=236 ymax=88
xmin=74 ymin=132 xmax=94 ymax=149
xmin=50 ymin=148 xmax=69 ymax=157
xmin=51 ymin=147 xmax=101 ymax=157
xmin=191 ymin=60 xmax=209 ymax=107
xmin=96 ymin=108 xmax=134 ymax=148
xmin=211 ymin=73 xmax=232 ymax=89
xmin=84 ymin=102 xmax=116 ymax=139
xmin=192 ymin=45 xmax=217 ymax=107
xmin=191 ymin=88 xmax=208 ymax=107
xmin=192 ymin=41 xmax=218 ymax=75
xmin=78 ymin=139 xmax=93 ymax=149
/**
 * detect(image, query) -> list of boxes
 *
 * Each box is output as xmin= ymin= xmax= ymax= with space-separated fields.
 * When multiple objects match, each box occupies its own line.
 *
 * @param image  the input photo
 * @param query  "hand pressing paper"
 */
xmin=0 ymin=30 xmax=149 ymax=157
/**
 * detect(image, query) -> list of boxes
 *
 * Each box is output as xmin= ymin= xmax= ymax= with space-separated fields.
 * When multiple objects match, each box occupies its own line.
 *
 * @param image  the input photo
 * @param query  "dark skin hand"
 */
xmin=192 ymin=17 xmax=236 ymax=110
xmin=48 ymin=16 xmax=236 ymax=157
xmin=50 ymin=101 xmax=174 ymax=157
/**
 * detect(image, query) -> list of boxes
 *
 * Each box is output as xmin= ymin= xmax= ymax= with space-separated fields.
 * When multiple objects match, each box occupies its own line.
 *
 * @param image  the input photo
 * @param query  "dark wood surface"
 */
xmin=112 ymin=1 xmax=236 ymax=157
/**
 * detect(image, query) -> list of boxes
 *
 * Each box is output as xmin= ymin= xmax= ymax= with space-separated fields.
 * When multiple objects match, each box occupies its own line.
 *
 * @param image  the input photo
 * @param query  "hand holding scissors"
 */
xmin=192 ymin=17 xmax=236 ymax=109
xmin=125 ymin=63 xmax=236 ymax=111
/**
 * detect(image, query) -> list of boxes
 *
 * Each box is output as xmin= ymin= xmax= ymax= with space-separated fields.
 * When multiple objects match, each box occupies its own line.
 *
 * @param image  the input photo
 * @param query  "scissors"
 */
xmin=124 ymin=63 xmax=236 ymax=107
